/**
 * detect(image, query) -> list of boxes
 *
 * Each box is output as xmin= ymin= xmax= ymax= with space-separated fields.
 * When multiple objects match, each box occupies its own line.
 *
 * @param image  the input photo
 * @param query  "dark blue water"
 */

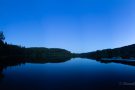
xmin=0 ymin=58 xmax=135 ymax=90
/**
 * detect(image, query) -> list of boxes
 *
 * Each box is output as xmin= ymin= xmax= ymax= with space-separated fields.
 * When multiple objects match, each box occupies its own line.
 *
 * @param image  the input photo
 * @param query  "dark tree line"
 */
xmin=0 ymin=32 xmax=72 ymax=61
xmin=1 ymin=31 xmax=135 ymax=61
xmin=80 ymin=44 xmax=135 ymax=59
xmin=0 ymin=31 xmax=25 ymax=59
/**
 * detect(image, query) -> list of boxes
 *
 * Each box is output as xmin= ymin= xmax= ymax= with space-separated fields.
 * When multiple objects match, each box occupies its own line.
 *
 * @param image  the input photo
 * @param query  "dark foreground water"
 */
xmin=0 ymin=58 xmax=135 ymax=90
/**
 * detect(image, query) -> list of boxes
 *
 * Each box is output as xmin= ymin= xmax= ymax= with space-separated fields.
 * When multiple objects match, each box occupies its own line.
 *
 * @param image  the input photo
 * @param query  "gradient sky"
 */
xmin=0 ymin=0 xmax=135 ymax=53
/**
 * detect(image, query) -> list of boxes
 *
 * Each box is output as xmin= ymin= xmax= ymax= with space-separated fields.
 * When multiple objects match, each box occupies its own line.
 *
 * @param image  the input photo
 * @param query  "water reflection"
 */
xmin=0 ymin=57 xmax=135 ymax=80
xmin=0 ymin=66 xmax=4 ymax=80
xmin=0 ymin=57 xmax=72 ymax=79
xmin=0 ymin=57 xmax=135 ymax=90
xmin=97 ymin=59 xmax=135 ymax=67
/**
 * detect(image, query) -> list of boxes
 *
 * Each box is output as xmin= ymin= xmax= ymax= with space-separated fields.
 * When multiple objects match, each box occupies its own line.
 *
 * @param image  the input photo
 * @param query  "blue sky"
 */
xmin=0 ymin=0 xmax=135 ymax=53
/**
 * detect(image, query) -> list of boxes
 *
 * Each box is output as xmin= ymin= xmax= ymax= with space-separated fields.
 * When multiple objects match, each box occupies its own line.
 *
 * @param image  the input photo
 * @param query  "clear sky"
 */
xmin=0 ymin=0 xmax=135 ymax=53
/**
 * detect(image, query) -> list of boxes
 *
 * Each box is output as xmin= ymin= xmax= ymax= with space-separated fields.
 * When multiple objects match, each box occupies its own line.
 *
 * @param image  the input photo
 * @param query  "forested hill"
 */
xmin=0 ymin=32 xmax=72 ymax=60
xmin=1 ymin=31 xmax=135 ymax=60
xmin=80 ymin=44 xmax=135 ymax=59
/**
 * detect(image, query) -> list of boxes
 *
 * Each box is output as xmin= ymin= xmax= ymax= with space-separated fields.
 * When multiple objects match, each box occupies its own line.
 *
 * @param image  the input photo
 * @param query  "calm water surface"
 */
xmin=0 ymin=58 xmax=135 ymax=90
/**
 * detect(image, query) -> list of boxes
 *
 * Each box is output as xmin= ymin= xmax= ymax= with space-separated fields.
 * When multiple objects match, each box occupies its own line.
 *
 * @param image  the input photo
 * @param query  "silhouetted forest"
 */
xmin=1 ymin=31 xmax=135 ymax=63
xmin=0 ymin=31 xmax=74 ymax=62
xmin=80 ymin=44 xmax=135 ymax=59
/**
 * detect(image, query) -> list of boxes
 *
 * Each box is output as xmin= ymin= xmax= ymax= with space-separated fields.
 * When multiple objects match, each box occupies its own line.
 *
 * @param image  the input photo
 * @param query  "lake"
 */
xmin=0 ymin=58 xmax=135 ymax=90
